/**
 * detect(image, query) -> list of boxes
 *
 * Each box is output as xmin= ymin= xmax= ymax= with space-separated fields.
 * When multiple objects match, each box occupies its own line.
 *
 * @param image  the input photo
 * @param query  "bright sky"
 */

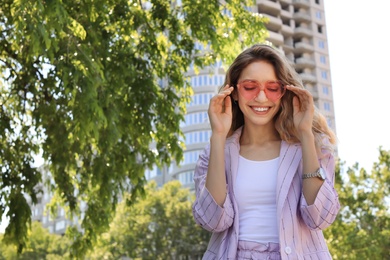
xmin=324 ymin=0 xmax=390 ymax=171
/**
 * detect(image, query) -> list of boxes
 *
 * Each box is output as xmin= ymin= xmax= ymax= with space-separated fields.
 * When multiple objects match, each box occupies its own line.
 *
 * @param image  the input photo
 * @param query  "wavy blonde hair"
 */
xmin=223 ymin=44 xmax=336 ymax=151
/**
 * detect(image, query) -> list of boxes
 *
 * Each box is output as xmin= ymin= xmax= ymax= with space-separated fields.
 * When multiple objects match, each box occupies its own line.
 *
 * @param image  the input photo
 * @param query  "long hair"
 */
xmin=222 ymin=44 xmax=336 ymax=151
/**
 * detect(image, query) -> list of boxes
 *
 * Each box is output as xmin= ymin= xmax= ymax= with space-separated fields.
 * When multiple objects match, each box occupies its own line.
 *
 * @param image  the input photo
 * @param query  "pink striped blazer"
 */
xmin=192 ymin=127 xmax=340 ymax=259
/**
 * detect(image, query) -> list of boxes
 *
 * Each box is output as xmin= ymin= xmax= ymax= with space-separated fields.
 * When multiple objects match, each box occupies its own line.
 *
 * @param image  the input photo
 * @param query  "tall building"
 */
xmin=28 ymin=166 xmax=86 ymax=235
xmin=148 ymin=0 xmax=336 ymax=188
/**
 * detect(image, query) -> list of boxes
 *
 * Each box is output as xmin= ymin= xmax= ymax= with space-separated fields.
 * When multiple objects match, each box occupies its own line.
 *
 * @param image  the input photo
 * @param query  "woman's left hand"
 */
xmin=286 ymin=85 xmax=315 ymax=140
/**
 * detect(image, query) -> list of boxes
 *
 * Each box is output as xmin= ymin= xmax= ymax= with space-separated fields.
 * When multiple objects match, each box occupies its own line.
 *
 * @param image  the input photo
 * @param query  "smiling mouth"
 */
xmin=253 ymin=107 xmax=269 ymax=112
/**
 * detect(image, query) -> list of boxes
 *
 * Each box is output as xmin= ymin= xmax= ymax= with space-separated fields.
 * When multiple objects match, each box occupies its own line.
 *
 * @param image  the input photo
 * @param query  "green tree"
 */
xmin=88 ymin=181 xmax=210 ymax=259
xmin=0 ymin=221 xmax=71 ymax=259
xmin=0 ymin=0 xmax=268 ymax=256
xmin=324 ymin=148 xmax=390 ymax=259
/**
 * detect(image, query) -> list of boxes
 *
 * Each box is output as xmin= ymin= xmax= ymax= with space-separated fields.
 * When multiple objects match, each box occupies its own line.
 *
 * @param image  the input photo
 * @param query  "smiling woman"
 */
xmin=192 ymin=44 xmax=340 ymax=259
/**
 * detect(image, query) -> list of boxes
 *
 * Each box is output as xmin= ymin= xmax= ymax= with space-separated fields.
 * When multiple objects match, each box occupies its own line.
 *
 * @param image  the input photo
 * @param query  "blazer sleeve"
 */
xmin=192 ymin=144 xmax=235 ymax=233
xmin=300 ymin=142 xmax=340 ymax=230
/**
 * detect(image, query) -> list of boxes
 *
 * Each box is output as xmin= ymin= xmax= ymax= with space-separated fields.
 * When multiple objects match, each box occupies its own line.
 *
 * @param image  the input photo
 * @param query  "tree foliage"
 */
xmin=0 ymin=221 xmax=71 ymax=260
xmin=0 ymin=0 xmax=268 ymax=256
xmin=324 ymin=148 xmax=390 ymax=259
xmin=88 ymin=181 xmax=210 ymax=259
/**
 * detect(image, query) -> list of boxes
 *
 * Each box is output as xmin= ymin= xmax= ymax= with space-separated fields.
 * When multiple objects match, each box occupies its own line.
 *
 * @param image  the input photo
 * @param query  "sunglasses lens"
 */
xmin=238 ymin=82 xmax=259 ymax=99
xmin=264 ymin=81 xmax=284 ymax=100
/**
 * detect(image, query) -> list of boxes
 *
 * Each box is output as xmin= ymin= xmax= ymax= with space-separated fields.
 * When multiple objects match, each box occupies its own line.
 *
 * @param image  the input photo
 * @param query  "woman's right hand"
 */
xmin=208 ymin=85 xmax=234 ymax=138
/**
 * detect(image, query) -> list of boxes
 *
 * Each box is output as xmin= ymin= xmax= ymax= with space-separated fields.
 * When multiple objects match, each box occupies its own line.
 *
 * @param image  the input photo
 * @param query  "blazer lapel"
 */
xmin=276 ymin=141 xmax=302 ymax=218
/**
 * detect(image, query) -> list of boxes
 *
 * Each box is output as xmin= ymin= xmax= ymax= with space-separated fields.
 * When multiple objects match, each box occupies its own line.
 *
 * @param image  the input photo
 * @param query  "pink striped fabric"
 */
xmin=192 ymin=127 xmax=340 ymax=259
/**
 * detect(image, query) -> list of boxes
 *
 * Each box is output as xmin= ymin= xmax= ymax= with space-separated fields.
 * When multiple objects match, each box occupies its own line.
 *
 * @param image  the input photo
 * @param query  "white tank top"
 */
xmin=234 ymin=155 xmax=279 ymax=243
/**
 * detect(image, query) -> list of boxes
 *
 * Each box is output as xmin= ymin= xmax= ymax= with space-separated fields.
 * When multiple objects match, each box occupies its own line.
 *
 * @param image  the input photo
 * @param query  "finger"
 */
xmin=286 ymin=85 xmax=306 ymax=96
xmin=215 ymin=86 xmax=234 ymax=103
xmin=286 ymin=85 xmax=313 ymax=109
xmin=286 ymin=85 xmax=312 ymax=100
xmin=292 ymin=96 xmax=300 ymax=114
xmin=209 ymin=86 xmax=234 ymax=111
xmin=218 ymin=85 xmax=234 ymax=95
xmin=224 ymin=94 xmax=232 ymax=114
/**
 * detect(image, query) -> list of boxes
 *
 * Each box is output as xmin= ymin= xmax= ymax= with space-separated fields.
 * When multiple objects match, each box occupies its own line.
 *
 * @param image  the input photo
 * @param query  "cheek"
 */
xmin=275 ymin=99 xmax=282 ymax=109
xmin=273 ymin=100 xmax=282 ymax=114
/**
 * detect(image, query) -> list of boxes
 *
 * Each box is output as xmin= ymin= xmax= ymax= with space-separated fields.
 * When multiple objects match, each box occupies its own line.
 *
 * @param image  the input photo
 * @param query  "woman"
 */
xmin=192 ymin=44 xmax=340 ymax=259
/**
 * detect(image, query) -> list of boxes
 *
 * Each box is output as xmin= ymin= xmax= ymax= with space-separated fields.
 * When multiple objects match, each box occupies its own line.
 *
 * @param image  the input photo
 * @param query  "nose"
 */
xmin=255 ymin=90 xmax=268 ymax=102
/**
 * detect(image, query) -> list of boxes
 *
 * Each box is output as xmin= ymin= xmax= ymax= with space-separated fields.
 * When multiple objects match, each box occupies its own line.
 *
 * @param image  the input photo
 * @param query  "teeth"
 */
xmin=253 ymin=107 xmax=269 ymax=112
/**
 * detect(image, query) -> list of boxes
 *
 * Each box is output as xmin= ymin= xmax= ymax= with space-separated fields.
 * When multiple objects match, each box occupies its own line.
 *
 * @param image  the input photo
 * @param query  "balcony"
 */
xmin=293 ymin=12 xmax=311 ymax=23
xmin=257 ymin=0 xmax=281 ymax=16
xmin=263 ymin=14 xmax=282 ymax=31
xmin=181 ymin=122 xmax=210 ymax=134
xmin=266 ymin=31 xmax=284 ymax=46
xmin=281 ymin=9 xmax=292 ymax=19
xmin=309 ymin=88 xmax=319 ymax=100
xmin=295 ymin=57 xmax=316 ymax=69
xmin=294 ymin=41 xmax=314 ymax=53
xmin=294 ymin=26 xmax=313 ymax=38
xmin=283 ymin=42 xmax=295 ymax=52
xmin=292 ymin=0 xmax=310 ymax=8
xmin=280 ymin=0 xmax=292 ymax=4
xmin=299 ymin=72 xmax=317 ymax=83
xmin=281 ymin=24 xmax=294 ymax=36
xmin=186 ymin=104 xmax=208 ymax=114
xmin=170 ymin=163 xmax=197 ymax=177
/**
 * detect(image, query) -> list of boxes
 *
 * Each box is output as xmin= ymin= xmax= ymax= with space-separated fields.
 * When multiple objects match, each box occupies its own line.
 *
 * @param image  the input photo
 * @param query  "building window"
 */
xmin=322 ymin=85 xmax=329 ymax=95
xmin=317 ymin=25 xmax=323 ymax=33
xmin=185 ymin=131 xmax=212 ymax=145
xmin=315 ymin=0 xmax=320 ymax=4
xmin=192 ymin=76 xmax=197 ymax=87
xmin=316 ymin=11 xmax=322 ymax=19
xmin=184 ymin=151 xmax=201 ymax=164
xmin=321 ymin=70 xmax=327 ymax=79
xmin=327 ymin=118 xmax=332 ymax=127
xmin=178 ymin=171 xmax=194 ymax=185
xmin=320 ymin=55 xmax=326 ymax=64
xmin=188 ymin=93 xmax=214 ymax=107
xmin=324 ymin=102 xmax=331 ymax=111
xmin=318 ymin=40 xmax=325 ymax=49
xmin=55 ymin=220 xmax=65 ymax=231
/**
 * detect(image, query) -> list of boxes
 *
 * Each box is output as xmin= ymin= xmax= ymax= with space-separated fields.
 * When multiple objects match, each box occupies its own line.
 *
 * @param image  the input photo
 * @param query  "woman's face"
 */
xmin=235 ymin=60 xmax=282 ymax=128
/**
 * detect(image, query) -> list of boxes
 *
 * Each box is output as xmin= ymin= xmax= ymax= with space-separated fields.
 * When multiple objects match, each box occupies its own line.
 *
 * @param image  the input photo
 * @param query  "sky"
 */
xmin=1 ymin=0 xmax=390 ymax=233
xmin=324 ymin=0 xmax=390 ymax=171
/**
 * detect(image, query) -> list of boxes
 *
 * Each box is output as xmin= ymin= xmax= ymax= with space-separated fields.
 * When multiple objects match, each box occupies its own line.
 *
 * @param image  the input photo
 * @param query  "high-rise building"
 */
xmin=28 ymin=166 xmax=86 ymax=235
xmin=148 ymin=0 xmax=336 ymax=189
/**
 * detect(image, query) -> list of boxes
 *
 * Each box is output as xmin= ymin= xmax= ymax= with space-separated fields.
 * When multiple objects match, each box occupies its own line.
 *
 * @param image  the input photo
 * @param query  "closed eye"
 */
xmin=266 ymin=88 xmax=280 ymax=92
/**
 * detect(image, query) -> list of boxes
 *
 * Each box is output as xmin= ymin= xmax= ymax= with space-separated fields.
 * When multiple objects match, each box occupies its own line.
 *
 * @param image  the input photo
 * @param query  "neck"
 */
xmin=240 ymin=123 xmax=280 ymax=146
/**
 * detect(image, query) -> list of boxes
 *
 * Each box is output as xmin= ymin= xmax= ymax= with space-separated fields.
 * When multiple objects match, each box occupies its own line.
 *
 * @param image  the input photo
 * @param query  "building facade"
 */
xmin=28 ymin=166 xmax=86 ymax=235
xmin=148 ymin=0 xmax=336 ymax=189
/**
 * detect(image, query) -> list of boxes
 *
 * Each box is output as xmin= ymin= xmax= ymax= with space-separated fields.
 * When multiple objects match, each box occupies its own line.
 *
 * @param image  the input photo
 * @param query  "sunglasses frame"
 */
xmin=236 ymin=79 xmax=286 ymax=102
